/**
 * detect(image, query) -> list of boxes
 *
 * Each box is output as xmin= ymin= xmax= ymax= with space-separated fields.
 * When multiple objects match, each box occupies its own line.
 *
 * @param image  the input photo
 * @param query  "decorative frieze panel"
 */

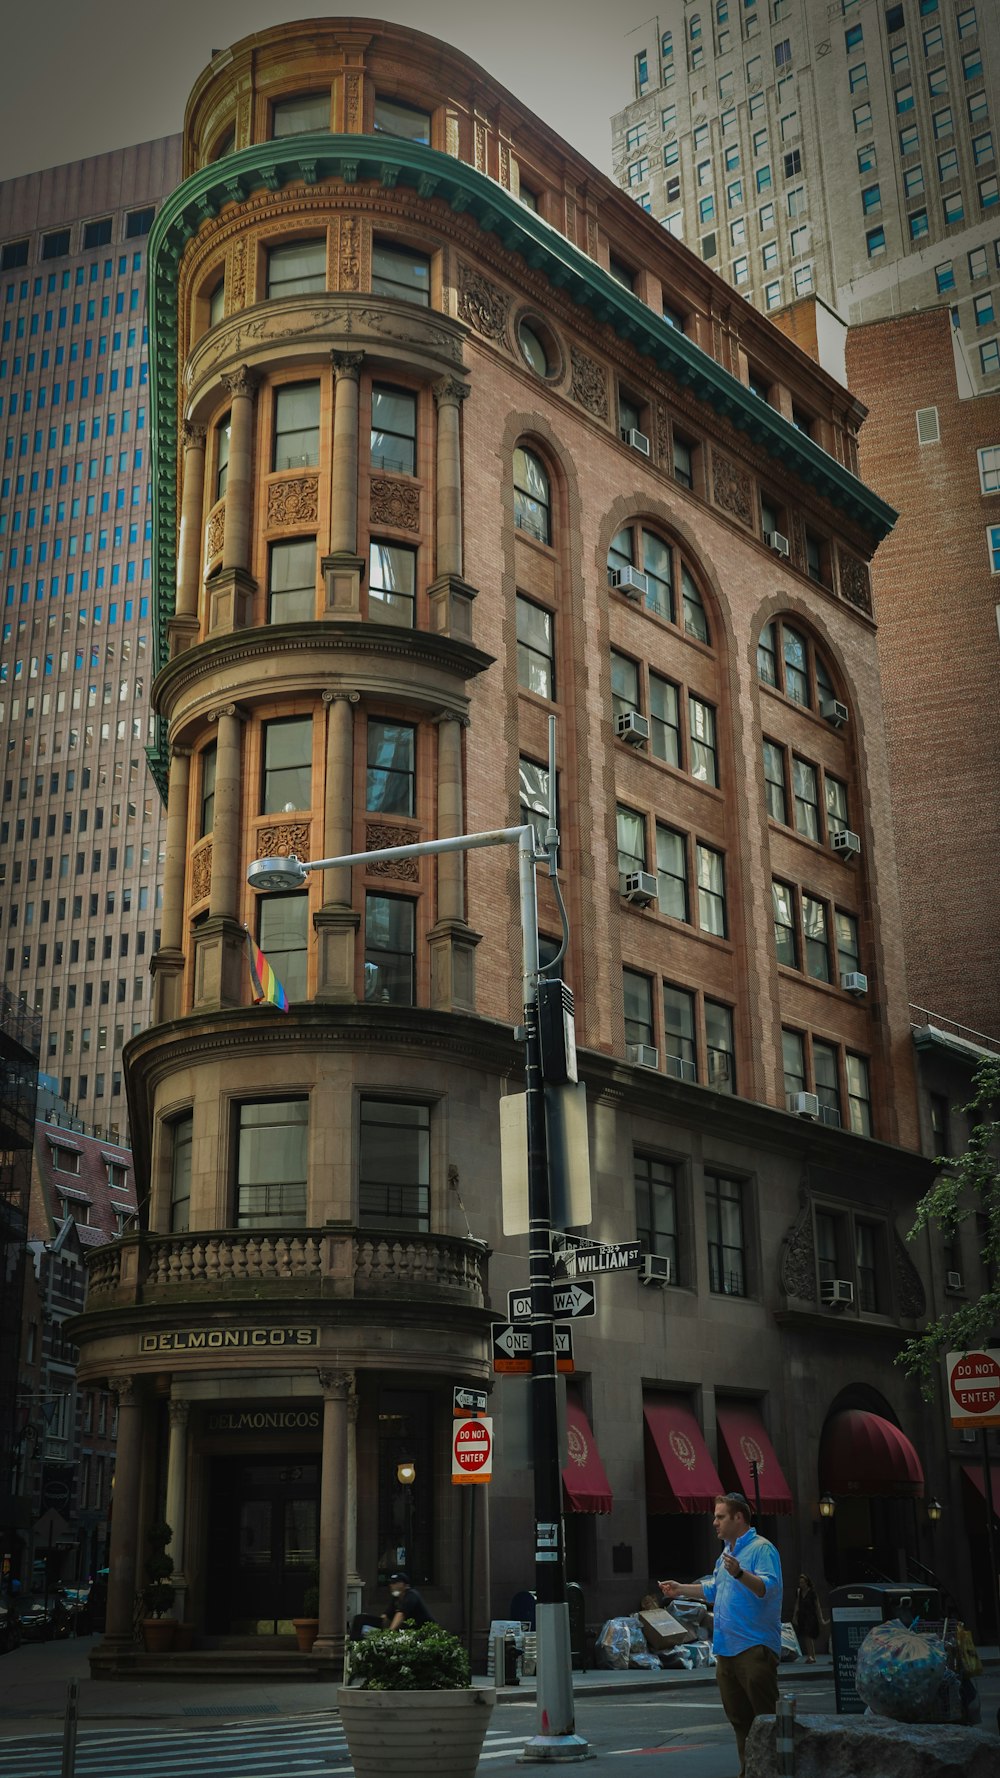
xmin=228 ymin=237 xmax=248 ymax=312
xmin=191 ymin=844 xmax=212 ymax=904
xmin=365 ymin=822 xmax=420 ymax=880
xmin=267 ymin=475 xmax=319 ymax=527
xmin=344 ymin=70 xmax=363 ymax=132
xmin=457 ymin=263 xmax=511 ymax=343
xmin=779 ymin=1203 xmax=817 ymax=1302
xmin=570 ymin=346 xmax=608 ymax=420
xmin=256 ymin=821 xmax=311 ymax=858
xmin=337 ymin=215 xmax=362 ymax=292
xmin=205 ymin=507 xmax=225 ymax=563
xmin=712 ymin=452 xmax=755 ymax=529
xmin=838 ymin=549 xmax=873 ymax=616
xmin=893 ymin=1232 xmax=927 ymax=1320
xmin=369 ymin=477 xmax=420 ymax=531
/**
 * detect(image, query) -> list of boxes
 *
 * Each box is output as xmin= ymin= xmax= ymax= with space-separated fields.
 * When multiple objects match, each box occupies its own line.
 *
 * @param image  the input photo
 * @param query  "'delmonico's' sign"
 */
xmin=139 ymin=1326 xmax=319 ymax=1353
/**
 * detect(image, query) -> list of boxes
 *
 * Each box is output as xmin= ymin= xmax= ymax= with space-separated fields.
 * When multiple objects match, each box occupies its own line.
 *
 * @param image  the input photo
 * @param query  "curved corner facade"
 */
xmin=69 ymin=19 xmax=952 ymax=1672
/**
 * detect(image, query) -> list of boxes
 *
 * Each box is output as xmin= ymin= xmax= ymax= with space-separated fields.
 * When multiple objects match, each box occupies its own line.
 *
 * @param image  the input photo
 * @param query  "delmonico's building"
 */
xmin=71 ymin=18 xmax=951 ymax=1672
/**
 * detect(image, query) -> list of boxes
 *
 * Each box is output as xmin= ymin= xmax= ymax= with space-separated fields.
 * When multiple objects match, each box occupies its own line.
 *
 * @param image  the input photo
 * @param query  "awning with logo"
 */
xmin=561 ymin=1399 xmax=613 ymax=1514
xmin=644 ymin=1397 xmax=724 ymax=1514
xmin=715 ymin=1402 xmax=794 ymax=1515
xmin=820 ymin=1409 xmax=924 ymax=1498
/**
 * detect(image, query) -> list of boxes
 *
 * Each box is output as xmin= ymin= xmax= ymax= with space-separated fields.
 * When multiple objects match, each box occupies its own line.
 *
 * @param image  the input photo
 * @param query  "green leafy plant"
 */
xmin=347 ymin=1621 xmax=471 ymax=1690
xmin=141 ymin=1518 xmax=176 ymax=1620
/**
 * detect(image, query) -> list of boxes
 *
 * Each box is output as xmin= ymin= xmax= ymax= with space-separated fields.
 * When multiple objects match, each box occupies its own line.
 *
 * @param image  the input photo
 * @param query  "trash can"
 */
xmin=829 ymin=1582 xmax=940 ymax=1714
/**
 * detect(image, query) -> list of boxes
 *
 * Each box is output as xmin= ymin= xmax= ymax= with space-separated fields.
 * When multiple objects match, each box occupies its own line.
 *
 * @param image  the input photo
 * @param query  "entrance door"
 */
xmin=207 ymin=1457 xmax=319 ymax=1634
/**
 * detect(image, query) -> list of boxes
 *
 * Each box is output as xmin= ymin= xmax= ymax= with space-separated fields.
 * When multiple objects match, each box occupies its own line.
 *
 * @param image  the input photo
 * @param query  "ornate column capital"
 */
xmin=432 ymin=709 xmax=471 ymax=728
xmin=331 ymin=350 xmax=365 ymax=381
xmin=318 ymin=1369 xmax=352 ymax=1401
xmin=207 ymin=702 xmax=246 ymax=725
xmin=110 ymin=1375 xmax=138 ymax=1407
xmin=433 ymin=376 xmax=471 ymax=410
xmin=181 ymin=418 xmax=207 ymax=450
xmin=167 ymin=1398 xmax=191 ymax=1432
xmin=221 ymin=364 xmax=257 ymax=400
xmin=322 ymin=689 xmax=361 ymax=707
xmin=169 ymin=744 xmax=193 ymax=762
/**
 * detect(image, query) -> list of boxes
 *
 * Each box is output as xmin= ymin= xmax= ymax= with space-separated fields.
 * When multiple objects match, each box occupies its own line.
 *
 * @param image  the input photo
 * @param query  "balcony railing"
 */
xmin=83 ymin=1227 xmax=488 ymax=1311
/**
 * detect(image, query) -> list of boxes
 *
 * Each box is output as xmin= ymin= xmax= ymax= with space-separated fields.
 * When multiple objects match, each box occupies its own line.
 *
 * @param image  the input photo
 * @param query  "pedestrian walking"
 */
xmin=659 ymin=1491 xmax=782 ymax=1778
xmin=791 ymin=1571 xmax=827 ymax=1662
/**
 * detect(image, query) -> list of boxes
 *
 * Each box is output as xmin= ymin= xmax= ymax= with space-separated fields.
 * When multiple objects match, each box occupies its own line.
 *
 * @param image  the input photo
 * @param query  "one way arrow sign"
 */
xmin=507 ymin=1280 xmax=597 ymax=1321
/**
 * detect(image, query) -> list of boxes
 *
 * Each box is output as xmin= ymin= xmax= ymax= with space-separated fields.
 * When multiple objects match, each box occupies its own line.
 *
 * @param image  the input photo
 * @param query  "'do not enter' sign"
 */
xmin=451 ymin=1415 xmax=493 ymax=1484
xmin=946 ymin=1350 xmax=1000 ymax=1428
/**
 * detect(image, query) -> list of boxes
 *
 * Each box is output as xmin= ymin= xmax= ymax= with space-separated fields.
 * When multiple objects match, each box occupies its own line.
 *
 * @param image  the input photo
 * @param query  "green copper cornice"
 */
xmin=146 ymin=133 xmax=896 ymax=793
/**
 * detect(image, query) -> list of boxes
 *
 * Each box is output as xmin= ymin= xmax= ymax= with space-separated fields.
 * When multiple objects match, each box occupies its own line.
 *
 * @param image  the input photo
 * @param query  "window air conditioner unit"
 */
xmin=821 ymin=1278 xmax=855 ymax=1308
xmin=765 ymin=530 xmax=790 ymax=557
xmin=946 ymin=1270 xmax=964 ymax=1291
xmin=821 ymin=696 xmax=849 ymax=729
xmin=640 ymin=1253 xmax=673 ymax=1287
xmin=626 ymin=1042 xmax=660 ymax=1070
xmin=616 ymin=710 xmax=650 ymax=746
xmin=621 ymin=427 xmax=651 ymax=457
xmin=612 ymin=565 xmax=649 ymax=600
xmin=789 ymin=1091 xmax=820 ymax=1119
xmin=832 ymin=828 xmax=861 ymax=861
xmin=666 ymin=1055 xmax=697 ymax=1083
xmin=840 ymin=971 xmax=868 ymax=997
xmin=819 ymin=1105 xmax=842 ymax=1129
xmin=624 ymin=870 xmax=657 ymax=906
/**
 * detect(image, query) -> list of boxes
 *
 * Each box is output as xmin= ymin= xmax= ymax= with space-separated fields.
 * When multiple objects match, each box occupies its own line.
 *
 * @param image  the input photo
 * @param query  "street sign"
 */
xmin=453 ymin=1385 xmax=489 ymax=1417
xmin=452 ymin=1415 xmax=493 ymax=1484
xmin=946 ymin=1349 xmax=1000 ymax=1428
xmin=557 ymin=1241 xmax=642 ymax=1276
xmin=492 ymin=1322 xmax=575 ymax=1374
xmin=507 ymin=1280 xmax=596 ymax=1321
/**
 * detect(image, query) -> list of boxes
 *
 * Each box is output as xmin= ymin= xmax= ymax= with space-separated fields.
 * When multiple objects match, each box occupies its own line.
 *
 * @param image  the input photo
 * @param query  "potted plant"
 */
xmin=292 ymin=1566 xmax=320 ymax=1653
xmin=338 ymin=1622 xmax=494 ymax=1778
xmin=140 ymin=1519 xmax=177 ymax=1654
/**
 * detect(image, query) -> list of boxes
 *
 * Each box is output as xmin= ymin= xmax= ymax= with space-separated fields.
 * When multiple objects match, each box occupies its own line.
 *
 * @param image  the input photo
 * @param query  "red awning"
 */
xmin=716 ymin=1403 xmax=793 ymax=1515
xmin=562 ymin=1399 xmax=613 ymax=1514
xmin=820 ymin=1409 xmax=924 ymax=1498
xmin=962 ymin=1463 xmax=1000 ymax=1519
xmin=644 ymin=1397 xmax=724 ymax=1514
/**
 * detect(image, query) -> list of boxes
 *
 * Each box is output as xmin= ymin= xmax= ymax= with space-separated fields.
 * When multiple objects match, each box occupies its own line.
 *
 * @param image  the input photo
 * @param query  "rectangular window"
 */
xmin=236 ymin=1099 xmax=307 ymax=1227
xmin=853 ymin=103 xmax=872 ymax=132
xmin=891 ymin=41 xmax=910 ymax=72
xmin=782 ymin=1027 xmax=805 ymax=1102
xmin=649 ymin=672 xmax=681 ymax=766
xmin=856 ymin=1221 xmax=882 ymax=1311
xmin=772 ymin=880 xmax=798 ymax=967
xmin=359 ymin=1099 xmax=430 ymax=1230
xmin=365 ymin=894 xmax=415 ymax=1005
xmin=981 ymin=340 xmax=1000 ymax=375
xmin=866 ymin=225 xmax=886 ymax=257
xmin=370 ymin=385 xmax=417 ymax=475
xmin=266 ymin=240 xmax=326 ymax=298
xmin=258 ymin=892 xmax=309 ymax=1002
xmin=763 ymin=740 xmax=786 ymax=821
xmin=617 ymin=804 xmax=646 ymax=882
xmin=705 ymin=1000 xmax=735 ymax=1092
xmin=634 ymin=1153 xmax=678 ymax=1270
xmin=516 ymin=595 xmax=554 ymax=699
xmin=846 ymin=1053 xmax=872 ymax=1136
xmin=756 ymin=165 xmax=773 ymax=193
xmin=802 ymin=893 xmax=831 ymax=981
xmin=372 ymin=94 xmax=431 ymax=143
xmin=899 ymin=124 xmax=919 ymax=156
xmin=656 ymin=824 xmax=688 ymax=921
xmin=215 ymin=414 xmax=230 ymax=500
xmin=910 ymin=208 xmax=929 ymax=239
xmin=733 ymin=255 xmax=750 ymax=286
xmin=849 ymin=63 xmax=868 ymax=92
xmin=970 ymin=246 xmax=989 ymax=279
xmin=762 ymin=240 xmax=779 ymax=269
xmin=975 ymin=292 xmax=996 ymax=326
xmin=689 ymin=697 xmax=718 ymax=787
xmin=938 ymin=147 xmax=959 ymax=181
xmin=623 ymin=968 xmax=654 ymax=1048
xmin=268 ymin=537 xmax=315 ymax=623
xmin=927 ymin=65 xmax=948 ymax=97
xmin=980 ymin=177 xmax=1000 ymax=211
xmin=862 ymin=184 xmax=881 ymax=214
xmin=262 ymin=715 xmax=312 ymax=814
xmin=989 ymin=525 xmax=1000 ymax=571
xmin=663 ymin=983 xmax=697 ymax=1081
xmin=825 ymin=774 xmax=849 ymax=838
xmin=973 ymin=132 xmax=995 ymax=166
xmin=610 ymin=649 xmax=640 ymax=724
xmin=978 ymin=447 xmax=1000 ymax=494
xmin=792 ymin=756 xmax=820 ymax=839
xmin=369 ymin=540 xmax=415 ymax=627
xmin=199 ymin=742 xmax=216 ymax=837
xmin=696 ymin=844 xmax=726 ymax=937
xmin=519 ymin=756 xmax=550 ymax=845
xmin=904 ymin=165 xmax=925 ymax=197
xmin=836 ymin=908 xmax=861 ymax=977
xmin=168 ymin=1112 xmax=193 ymax=1232
xmin=706 ymin=1173 xmax=745 ymax=1295
xmin=367 ymin=719 xmax=415 ymax=815
xmin=373 ymin=241 xmax=430 ymax=307
xmin=813 ymin=1041 xmax=841 ymax=1123
xmin=896 ymin=83 xmax=915 ymax=112
xmin=272 ymin=91 xmax=329 ymax=137
xmin=944 ymin=191 xmax=965 ymax=224
xmin=273 ymin=381 xmax=320 ymax=471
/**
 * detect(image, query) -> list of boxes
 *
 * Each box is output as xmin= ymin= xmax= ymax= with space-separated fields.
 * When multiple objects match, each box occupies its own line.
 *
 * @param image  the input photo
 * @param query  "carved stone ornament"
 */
xmin=110 ymin=1375 xmax=137 ymax=1406
xmin=475 ymin=121 xmax=487 ymax=174
xmin=457 ymin=263 xmax=511 ymax=342
xmin=191 ymin=843 xmax=213 ymax=903
xmin=433 ymin=377 xmax=470 ymax=410
xmin=181 ymin=419 xmax=207 ymax=451
xmin=713 ymin=452 xmax=755 ymax=528
xmin=221 ymin=364 xmax=257 ymax=400
xmin=365 ymin=822 xmax=420 ymax=880
xmin=167 ymin=1398 xmax=191 ymax=1432
xmin=893 ymin=1231 xmax=927 ymax=1320
xmin=654 ymin=400 xmax=670 ymax=468
xmin=570 ymin=346 xmax=609 ymax=420
xmin=369 ymin=477 xmax=419 ymax=532
xmin=205 ymin=507 xmax=225 ymax=563
xmin=345 ymin=71 xmax=362 ymax=132
xmin=318 ymin=1370 xmax=351 ymax=1400
xmin=332 ymin=349 xmax=365 ymax=380
xmin=779 ymin=1202 xmax=818 ymax=1302
xmin=267 ymin=476 xmax=319 ymax=527
xmin=838 ymin=549 xmax=873 ymax=616
xmin=229 ymin=237 xmax=248 ymax=312
xmin=339 ymin=217 xmax=361 ymax=292
xmin=499 ymin=141 xmax=510 ymax=189
xmin=256 ymin=821 xmax=311 ymax=858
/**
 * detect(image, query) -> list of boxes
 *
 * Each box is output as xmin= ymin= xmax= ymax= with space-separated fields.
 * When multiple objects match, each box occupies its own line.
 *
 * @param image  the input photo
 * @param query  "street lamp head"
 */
xmin=247 ymin=855 xmax=310 ymax=892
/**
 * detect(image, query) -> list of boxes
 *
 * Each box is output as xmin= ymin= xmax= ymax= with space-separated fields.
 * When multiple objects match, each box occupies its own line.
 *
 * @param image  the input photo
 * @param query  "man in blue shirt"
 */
xmin=660 ymin=1492 xmax=783 ymax=1776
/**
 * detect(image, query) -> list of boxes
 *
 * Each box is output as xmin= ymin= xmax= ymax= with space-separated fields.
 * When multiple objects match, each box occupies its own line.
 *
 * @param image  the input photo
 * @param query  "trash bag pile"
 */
xmin=855 ymin=1619 xmax=979 ymax=1725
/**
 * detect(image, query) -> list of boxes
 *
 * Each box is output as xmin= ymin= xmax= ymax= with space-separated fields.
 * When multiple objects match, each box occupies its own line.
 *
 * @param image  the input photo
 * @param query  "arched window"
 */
xmin=513 ymin=446 xmax=551 ymax=544
xmin=608 ymin=523 xmax=712 ymax=644
xmin=689 ymin=14 xmax=702 ymax=40
xmin=757 ymin=618 xmax=835 ymax=710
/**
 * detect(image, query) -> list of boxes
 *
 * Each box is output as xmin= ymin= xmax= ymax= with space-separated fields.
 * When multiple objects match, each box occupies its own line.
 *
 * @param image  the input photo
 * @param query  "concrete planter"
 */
xmin=337 ymin=1685 xmax=495 ymax=1778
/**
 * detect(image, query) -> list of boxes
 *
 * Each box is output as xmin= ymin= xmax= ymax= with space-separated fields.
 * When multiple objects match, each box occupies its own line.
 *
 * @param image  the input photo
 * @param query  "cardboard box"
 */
xmin=638 ymin=1607 xmax=689 ymax=1651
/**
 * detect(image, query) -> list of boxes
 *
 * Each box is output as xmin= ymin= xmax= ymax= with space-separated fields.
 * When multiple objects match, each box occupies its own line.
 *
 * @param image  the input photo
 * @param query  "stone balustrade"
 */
xmin=83 ymin=1227 xmax=488 ymax=1310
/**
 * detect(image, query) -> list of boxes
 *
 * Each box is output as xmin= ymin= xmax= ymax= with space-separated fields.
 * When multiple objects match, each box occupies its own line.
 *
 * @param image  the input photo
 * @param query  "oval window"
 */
xmin=518 ymin=320 xmax=550 ymax=377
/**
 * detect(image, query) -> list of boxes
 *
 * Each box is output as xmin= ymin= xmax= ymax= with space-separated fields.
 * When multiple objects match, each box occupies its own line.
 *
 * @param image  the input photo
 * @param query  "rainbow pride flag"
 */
xmin=245 ymin=930 xmax=290 ymax=1011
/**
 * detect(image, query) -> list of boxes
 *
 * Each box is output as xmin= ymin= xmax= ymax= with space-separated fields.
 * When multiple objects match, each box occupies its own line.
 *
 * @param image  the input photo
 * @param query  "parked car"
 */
xmin=0 ymin=1608 xmax=22 ymax=1655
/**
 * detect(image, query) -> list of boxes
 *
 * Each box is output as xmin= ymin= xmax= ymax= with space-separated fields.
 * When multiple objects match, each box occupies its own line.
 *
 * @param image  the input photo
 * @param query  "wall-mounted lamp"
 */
xmin=396 ymin=1460 xmax=416 ymax=1486
xmin=927 ymin=1497 xmax=942 ymax=1523
xmin=819 ymin=1494 xmax=836 ymax=1520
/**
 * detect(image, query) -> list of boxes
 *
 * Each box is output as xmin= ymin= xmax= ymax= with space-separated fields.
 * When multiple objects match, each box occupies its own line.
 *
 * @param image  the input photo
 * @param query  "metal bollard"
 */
xmin=60 ymin=1678 xmax=79 ymax=1778
xmin=775 ymin=1691 xmax=796 ymax=1777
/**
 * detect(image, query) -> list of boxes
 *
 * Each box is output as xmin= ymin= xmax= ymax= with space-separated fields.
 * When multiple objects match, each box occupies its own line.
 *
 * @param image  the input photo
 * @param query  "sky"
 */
xmin=0 ymin=0 xmax=658 ymax=184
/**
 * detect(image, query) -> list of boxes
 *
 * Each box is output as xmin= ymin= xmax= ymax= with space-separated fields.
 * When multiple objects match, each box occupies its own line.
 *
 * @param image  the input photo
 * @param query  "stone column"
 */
xmin=314 ymin=690 xmax=360 ymax=1001
xmin=345 ymin=1380 xmax=364 ymax=1626
xmin=428 ymin=713 xmax=480 ymax=1013
xmin=169 ymin=419 xmax=206 ymax=656
xmin=192 ymin=703 xmax=245 ymax=1008
xmin=428 ymin=378 xmax=476 ymax=641
xmin=323 ymin=351 xmax=366 ymax=617
xmin=151 ymin=746 xmax=190 ymax=1024
xmin=100 ymin=1377 xmax=144 ymax=1652
xmin=314 ymin=1370 xmax=351 ymax=1662
xmin=208 ymin=365 xmax=257 ymax=634
xmin=165 ymin=1398 xmax=191 ymax=1621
